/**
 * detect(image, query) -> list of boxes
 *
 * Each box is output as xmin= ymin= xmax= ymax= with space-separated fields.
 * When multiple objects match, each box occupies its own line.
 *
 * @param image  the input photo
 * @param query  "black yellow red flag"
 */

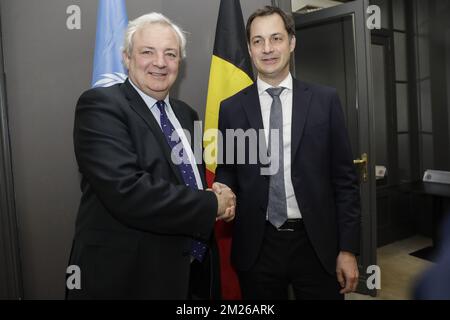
xmin=204 ymin=0 xmax=253 ymax=299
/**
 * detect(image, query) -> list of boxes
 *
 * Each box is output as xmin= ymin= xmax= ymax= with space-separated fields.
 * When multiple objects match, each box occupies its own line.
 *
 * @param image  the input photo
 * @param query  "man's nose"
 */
xmin=153 ymin=52 xmax=167 ymax=68
xmin=263 ymin=40 xmax=274 ymax=53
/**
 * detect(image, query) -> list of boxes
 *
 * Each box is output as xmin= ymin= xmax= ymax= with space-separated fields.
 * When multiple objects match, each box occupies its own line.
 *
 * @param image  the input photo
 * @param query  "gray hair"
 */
xmin=122 ymin=12 xmax=187 ymax=60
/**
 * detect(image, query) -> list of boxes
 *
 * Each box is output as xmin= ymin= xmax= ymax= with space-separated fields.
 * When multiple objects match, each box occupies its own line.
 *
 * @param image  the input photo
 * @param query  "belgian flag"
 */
xmin=204 ymin=0 xmax=253 ymax=300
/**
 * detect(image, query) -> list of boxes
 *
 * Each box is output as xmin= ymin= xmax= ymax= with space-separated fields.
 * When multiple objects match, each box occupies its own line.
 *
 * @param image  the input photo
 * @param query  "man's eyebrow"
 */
xmin=138 ymin=46 xmax=178 ymax=53
xmin=139 ymin=46 xmax=155 ymax=50
xmin=251 ymin=33 xmax=284 ymax=40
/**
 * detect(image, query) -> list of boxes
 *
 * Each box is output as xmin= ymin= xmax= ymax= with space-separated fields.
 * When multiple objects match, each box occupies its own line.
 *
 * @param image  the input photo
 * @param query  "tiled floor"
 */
xmin=346 ymin=235 xmax=434 ymax=300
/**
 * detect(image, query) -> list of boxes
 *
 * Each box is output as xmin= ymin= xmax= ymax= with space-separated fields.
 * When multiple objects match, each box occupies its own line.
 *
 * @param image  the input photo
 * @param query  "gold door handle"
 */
xmin=353 ymin=153 xmax=368 ymax=182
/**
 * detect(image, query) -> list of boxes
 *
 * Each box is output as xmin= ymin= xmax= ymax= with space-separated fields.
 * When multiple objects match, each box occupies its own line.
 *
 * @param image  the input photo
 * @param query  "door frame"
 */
xmin=371 ymin=30 xmax=399 ymax=187
xmin=293 ymin=0 xmax=377 ymax=296
xmin=0 ymin=8 xmax=23 ymax=299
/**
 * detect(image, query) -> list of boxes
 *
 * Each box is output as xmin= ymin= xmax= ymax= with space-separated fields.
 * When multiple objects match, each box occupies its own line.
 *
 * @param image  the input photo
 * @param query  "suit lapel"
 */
xmin=291 ymin=79 xmax=312 ymax=161
xmin=170 ymin=99 xmax=194 ymax=140
xmin=242 ymin=83 xmax=264 ymax=131
xmin=242 ymin=83 xmax=268 ymax=155
xmin=121 ymin=79 xmax=184 ymax=184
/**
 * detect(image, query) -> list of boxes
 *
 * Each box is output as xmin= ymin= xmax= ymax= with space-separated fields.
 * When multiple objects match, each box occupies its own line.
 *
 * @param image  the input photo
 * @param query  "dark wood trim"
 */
xmin=388 ymin=0 xmax=394 ymax=31
xmin=0 ymin=8 xmax=23 ymax=299
xmin=406 ymin=0 xmax=422 ymax=180
xmin=429 ymin=0 xmax=450 ymax=170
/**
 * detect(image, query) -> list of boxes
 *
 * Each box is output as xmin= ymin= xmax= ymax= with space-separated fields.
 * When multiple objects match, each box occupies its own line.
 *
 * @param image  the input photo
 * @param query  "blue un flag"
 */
xmin=91 ymin=0 xmax=128 ymax=88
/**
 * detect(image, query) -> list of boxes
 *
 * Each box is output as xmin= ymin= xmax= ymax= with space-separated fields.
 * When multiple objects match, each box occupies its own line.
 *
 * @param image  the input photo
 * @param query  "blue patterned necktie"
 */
xmin=155 ymin=100 xmax=207 ymax=262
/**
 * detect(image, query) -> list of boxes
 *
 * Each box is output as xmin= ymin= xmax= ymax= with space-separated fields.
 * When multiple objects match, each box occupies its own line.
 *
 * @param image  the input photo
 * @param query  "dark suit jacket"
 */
xmin=414 ymin=212 xmax=450 ymax=300
xmin=215 ymin=79 xmax=361 ymax=275
xmin=67 ymin=79 xmax=218 ymax=299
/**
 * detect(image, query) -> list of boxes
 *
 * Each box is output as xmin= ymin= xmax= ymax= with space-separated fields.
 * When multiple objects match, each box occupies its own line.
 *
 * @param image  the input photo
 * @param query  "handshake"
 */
xmin=208 ymin=182 xmax=236 ymax=223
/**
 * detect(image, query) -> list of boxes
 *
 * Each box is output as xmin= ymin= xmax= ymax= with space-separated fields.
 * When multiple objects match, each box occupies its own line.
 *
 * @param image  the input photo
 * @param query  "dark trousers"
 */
xmin=238 ymin=220 xmax=343 ymax=300
xmin=188 ymin=245 xmax=222 ymax=300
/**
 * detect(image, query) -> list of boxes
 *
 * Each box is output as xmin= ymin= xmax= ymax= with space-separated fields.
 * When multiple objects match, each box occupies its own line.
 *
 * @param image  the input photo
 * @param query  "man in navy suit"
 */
xmin=215 ymin=6 xmax=361 ymax=299
xmin=67 ymin=12 xmax=235 ymax=299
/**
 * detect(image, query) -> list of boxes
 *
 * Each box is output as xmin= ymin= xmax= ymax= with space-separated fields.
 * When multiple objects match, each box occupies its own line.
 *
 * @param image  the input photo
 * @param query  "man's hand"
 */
xmin=211 ymin=182 xmax=235 ymax=222
xmin=336 ymin=251 xmax=359 ymax=294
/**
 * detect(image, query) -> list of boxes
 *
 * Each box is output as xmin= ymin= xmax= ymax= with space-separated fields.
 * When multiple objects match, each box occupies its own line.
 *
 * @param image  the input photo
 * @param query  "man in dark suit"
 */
xmin=67 ymin=12 xmax=235 ymax=299
xmin=215 ymin=6 xmax=360 ymax=299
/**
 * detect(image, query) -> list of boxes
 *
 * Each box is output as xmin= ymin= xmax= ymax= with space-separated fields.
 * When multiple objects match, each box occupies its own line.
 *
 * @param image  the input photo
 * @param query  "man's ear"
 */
xmin=122 ymin=51 xmax=130 ymax=69
xmin=289 ymin=35 xmax=296 ymax=53
xmin=247 ymin=44 xmax=252 ymax=58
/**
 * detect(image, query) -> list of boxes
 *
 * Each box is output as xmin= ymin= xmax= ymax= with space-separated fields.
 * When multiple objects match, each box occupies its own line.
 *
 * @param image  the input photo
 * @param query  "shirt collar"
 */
xmin=257 ymin=73 xmax=293 ymax=96
xmin=128 ymin=78 xmax=170 ymax=109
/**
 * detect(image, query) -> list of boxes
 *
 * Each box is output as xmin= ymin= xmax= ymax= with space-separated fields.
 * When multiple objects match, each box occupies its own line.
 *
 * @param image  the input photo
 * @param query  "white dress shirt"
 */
xmin=257 ymin=73 xmax=302 ymax=219
xmin=129 ymin=79 xmax=204 ymax=190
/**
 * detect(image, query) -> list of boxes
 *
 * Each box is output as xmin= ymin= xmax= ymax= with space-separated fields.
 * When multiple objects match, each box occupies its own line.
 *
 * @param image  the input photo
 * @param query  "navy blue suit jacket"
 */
xmin=215 ymin=79 xmax=361 ymax=275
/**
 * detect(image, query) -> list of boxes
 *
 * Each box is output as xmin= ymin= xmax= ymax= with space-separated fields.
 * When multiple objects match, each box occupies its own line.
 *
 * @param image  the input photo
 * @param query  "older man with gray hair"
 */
xmin=67 ymin=12 xmax=235 ymax=299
